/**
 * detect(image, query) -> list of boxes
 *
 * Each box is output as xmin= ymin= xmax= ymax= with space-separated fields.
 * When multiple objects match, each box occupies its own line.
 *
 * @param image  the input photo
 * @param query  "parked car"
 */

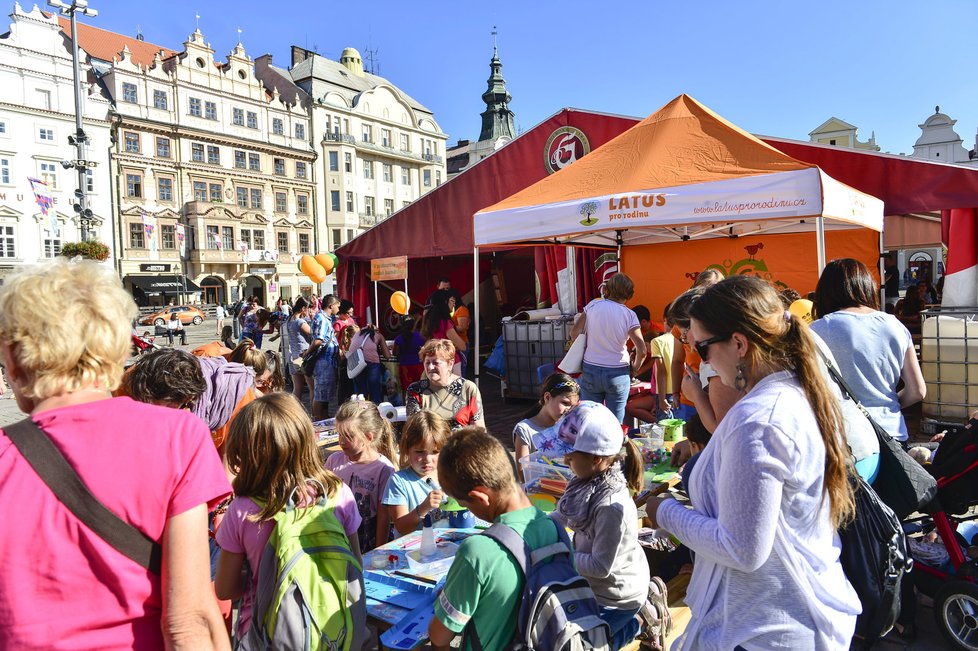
xmin=139 ymin=305 xmax=205 ymax=327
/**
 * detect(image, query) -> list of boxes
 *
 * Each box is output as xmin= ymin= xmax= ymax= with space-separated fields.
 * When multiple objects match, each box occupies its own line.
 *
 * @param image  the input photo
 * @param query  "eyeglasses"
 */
xmin=694 ymin=334 xmax=732 ymax=362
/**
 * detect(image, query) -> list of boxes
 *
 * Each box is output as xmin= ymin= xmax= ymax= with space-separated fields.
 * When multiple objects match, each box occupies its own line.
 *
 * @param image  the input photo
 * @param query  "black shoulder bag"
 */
xmin=5 ymin=418 xmax=162 ymax=574
xmin=818 ymin=349 xmax=937 ymax=519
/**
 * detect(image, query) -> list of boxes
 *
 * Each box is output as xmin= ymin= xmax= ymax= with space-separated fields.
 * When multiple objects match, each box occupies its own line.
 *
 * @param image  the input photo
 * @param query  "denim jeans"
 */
xmin=354 ymin=361 xmax=384 ymax=403
xmin=581 ymin=362 xmax=631 ymax=422
xmin=598 ymin=604 xmax=641 ymax=651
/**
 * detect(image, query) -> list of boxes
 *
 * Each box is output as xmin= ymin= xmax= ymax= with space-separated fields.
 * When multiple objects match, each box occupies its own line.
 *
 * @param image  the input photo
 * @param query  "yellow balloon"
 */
xmin=307 ymin=266 xmax=328 ymax=284
xmin=314 ymin=254 xmax=335 ymax=275
xmin=299 ymin=255 xmax=324 ymax=278
xmin=390 ymin=291 xmax=411 ymax=315
xmin=789 ymin=298 xmax=814 ymax=324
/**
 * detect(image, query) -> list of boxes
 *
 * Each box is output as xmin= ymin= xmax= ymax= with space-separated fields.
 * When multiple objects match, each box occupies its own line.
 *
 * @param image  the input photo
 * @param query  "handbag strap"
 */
xmin=815 ymin=346 xmax=888 ymax=442
xmin=5 ymin=417 xmax=162 ymax=574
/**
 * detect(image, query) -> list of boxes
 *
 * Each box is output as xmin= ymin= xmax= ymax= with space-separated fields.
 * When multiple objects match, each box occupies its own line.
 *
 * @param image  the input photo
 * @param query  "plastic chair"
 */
xmin=536 ymin=362 xmax=555 ymax=385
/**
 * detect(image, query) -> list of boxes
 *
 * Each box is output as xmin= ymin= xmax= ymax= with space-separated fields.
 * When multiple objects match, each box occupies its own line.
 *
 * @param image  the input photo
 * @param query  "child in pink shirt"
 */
xmin=328 ymin=400 xmax=400 ymax=551
xmin=215 ymin=393 xmax=361 ymax=641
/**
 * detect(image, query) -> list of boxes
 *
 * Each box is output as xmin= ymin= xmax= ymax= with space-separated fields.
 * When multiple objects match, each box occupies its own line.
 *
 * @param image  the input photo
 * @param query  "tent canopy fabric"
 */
xmin=474 ymin=95 xmax=883 ymax=248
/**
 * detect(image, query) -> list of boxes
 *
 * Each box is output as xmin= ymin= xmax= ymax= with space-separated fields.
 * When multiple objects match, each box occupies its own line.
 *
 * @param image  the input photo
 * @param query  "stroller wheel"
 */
xmin=935 ymin=580 xmax=978 ymax=650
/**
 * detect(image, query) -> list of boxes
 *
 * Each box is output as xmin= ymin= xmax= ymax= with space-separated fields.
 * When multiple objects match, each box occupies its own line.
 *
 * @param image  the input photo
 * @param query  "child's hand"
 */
xmin=421 ymin=490 xmax=444 ymax=515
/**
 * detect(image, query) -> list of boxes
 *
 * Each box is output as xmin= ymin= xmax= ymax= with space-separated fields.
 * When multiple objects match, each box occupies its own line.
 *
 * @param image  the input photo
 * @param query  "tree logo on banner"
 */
xmin=544 ymin=126 xmax=590 ymax=175
xmin=579 ymin=201 xmax=599 ymax=226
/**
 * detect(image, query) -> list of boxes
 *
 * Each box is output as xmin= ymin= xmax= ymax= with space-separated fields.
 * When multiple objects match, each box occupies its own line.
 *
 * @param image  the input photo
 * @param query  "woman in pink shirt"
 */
xmin=0 ymin=258 xmax=232 ymax=651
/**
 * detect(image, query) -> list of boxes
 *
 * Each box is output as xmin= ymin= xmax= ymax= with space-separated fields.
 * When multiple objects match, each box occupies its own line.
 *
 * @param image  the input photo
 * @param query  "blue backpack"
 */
xmin=469 ymin=519 xmax=610 ymax=651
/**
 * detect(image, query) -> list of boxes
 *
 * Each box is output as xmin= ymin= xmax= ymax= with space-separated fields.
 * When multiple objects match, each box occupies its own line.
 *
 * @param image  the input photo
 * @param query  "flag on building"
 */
xmin=28 ymin=177 xmax=57 ymax=236
xmin=175 ymin=224 xmax=186 ymax=257
xmin=141 ymin=212 xmax=158 ymax=259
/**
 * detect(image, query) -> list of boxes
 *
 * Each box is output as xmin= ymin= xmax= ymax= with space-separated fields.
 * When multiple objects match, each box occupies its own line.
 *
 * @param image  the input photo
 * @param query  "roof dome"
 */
xmin=339 ymin=47 xmax=364 ymax=77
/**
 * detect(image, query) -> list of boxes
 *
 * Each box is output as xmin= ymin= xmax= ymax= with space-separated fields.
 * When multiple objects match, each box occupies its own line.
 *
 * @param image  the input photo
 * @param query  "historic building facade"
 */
xmin=97 ymin=27 xmax=316 ymax=306
xmin=0 ymin=4 xmax=114 ymax=282
xmin=258 ymin=46 xmax=447 ymax=253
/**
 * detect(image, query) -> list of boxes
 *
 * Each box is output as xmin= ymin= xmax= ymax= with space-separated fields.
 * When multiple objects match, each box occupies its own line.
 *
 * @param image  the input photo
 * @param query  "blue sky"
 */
xmin=73 ymin=0 xmax=978 ymax=154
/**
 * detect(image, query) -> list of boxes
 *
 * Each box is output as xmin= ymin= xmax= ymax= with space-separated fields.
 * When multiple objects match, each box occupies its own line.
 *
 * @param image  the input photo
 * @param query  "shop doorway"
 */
xmin=200 ymin=276 xmax=226 ymax=305
xmin=242 ymin=275 xmax=266 ymax=306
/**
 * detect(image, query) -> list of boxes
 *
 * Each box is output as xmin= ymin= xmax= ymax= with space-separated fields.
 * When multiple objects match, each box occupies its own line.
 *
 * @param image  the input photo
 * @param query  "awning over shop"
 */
xmin=127 ymin=275 xmax=202 ymax=294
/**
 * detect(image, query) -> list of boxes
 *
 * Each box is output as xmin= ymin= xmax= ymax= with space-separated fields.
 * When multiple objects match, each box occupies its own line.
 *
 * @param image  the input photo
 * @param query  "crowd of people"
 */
xmin=0 ymin=257 xmax=949 ymax=651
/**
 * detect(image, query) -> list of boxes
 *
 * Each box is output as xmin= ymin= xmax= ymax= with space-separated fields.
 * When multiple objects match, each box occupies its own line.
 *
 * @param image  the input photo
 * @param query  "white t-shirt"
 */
xmin=581 ymin=299 xmax=640 ymax=368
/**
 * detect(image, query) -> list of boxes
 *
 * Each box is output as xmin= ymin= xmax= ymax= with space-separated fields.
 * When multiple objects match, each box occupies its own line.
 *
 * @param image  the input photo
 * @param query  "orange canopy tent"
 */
xmin=470 ymin=94 xmax=884 ymax=377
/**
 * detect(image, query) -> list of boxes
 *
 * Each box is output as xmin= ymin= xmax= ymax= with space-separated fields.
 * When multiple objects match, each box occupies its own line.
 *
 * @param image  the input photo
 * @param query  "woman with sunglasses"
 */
xmin=647 ymin=275 xmax=860 ymax=650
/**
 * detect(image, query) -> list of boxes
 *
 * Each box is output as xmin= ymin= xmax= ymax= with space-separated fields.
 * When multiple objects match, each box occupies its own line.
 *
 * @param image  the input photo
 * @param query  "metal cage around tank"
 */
xmin=920 ymin=306 xmax=978 ymax=432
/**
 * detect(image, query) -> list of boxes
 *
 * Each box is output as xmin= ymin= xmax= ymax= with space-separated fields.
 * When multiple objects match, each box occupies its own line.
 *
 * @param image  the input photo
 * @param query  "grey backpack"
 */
xmin=469 ymin=519 xmax=611 ymax=651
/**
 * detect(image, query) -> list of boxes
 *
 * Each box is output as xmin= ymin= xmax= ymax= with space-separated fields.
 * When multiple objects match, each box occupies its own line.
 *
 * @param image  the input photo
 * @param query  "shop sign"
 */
xmin=250 ymin=266 xmax=276 ymax=276
xmin=370 ymin=255 xmax=408 ymax=281
xmin=544 ymin=126 xmax=590 ymax=175
xmin=140 ymin=263 xmax=171 ymax=272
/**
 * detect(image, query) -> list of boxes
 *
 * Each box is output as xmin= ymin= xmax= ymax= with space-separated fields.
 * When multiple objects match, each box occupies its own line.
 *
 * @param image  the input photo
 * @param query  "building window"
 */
xmin=43 ymin=235 xmax=61 ymax=257
xmin=86 ymin=168 xmax=94 ymax=192
xmin=362 ymin=124 xmax=372 ymax=143
xmin=240 ymin=228 xmax=252 ymax=249
xmin=250 ymin=188 xmax=262 ymax=209
xmin=364 ymin=196 xmax=374 ymax=216
xmin=191 ymin=143 xmax=204 ymax=162
xmin=193 ymin=181 xmax=206 ymax=201
xmin=189 ymin=97 xmax=201 ymax=117
xmin=423 ymin=169 xmax=431 ymax=187
xmin=328 ymin=151 xmax=338 ymax=172
xmin=207 ymin=145 xmax=220 ymax=165
xmin=129 ymin=222 xmax=144 ymax=248
xmin=295 ymin=161 xmax=307 ymax=179
xmin=206 ymin=224 xmax=219 ymax=249
xmin=274 ymin=158 xmax=285 ymax=176
xmin=158 ymin=177 xmax=173 ymax=201
xmin=0 ymin=120 xmax=6 ymax=135
xmin=344 ymin=152 xmax=352 ymax=172
xmin=124 ymin=131 xmax=140 ymax=153
xmin=126 ymin=173 xmax=143 ymax=198
xmin=400 ymin=133 xmax=410 ymax=151
xmin=297 ymin=194 xmax=308 ymax=215
xmin=331 ymin=228 xmax=341 ymax=247
xmin=272 ymin=118 xmax=283 ymax=135
xmin=295 ymin=122 xmax=305 ymax=139
xmin=161 ymin=224 xmax=175 ymax=249
xmin=436 ymin=170 xmax=442 ymax=186
xmin=277 ymin=231 xmax=288 ymax=252
xmin=234 ymin=150 xmax=246 ymax=169
xmin=222 ymin=226 xmax=234 ymax=251
xmin=275 ymin=192 xmax=287 ymax=213
xmin=232 ymin=108 xmax=244 ymax=126
xmin=0 ymin=224 xmax=14 ymax=258
xmin=401 ymin=166 xmax=410 ymax=185
xmin=122 ymin=82 xmax=137 ymax=103
xmin=381 ymin=128 xmax=391 ymax=147
xmin=384 ymin=198 xmax=394 ymax=216
xmin=346 ymin=228 xmax=354 ymax=242
xmin=0 ymin=158 xmax=10 ymax=184
xmin=236 ymin=187 xmax=247 ymax=208
xmin=153 ymin=89 xmax=167 ymax=110
xmin=345 ymin=191 xmax=354 ymax=212
xmin=382 ymin=163 xmax=392 ymax=182
xmin=203 ymin=101 xmax=217 ymax=120
xmin=248 ymin=153 xmax=260 ymax=171
xmin=254 ymin=229 xmax=265 ymax=250
xmin=38 ymin=127 xmax=54 ymax=142
xmin=363 ymin=160 xmax=373 ymax=179
xmin=36 ymin=88 xmax=51 ymax=110
xmin=298 ymin=232 xmax=310 ymax=254
xmin=330 ymin=190 xmax=340 ymax=211
xmin=209 ymin=183 xmax=222 ymax=202
xmin=246 ymin=111 xmax=257 ymax=129
xmin=39 ymin=162 xmax=58 ymax=189
xmin=156 ymin=137 xmax=171 ymax=158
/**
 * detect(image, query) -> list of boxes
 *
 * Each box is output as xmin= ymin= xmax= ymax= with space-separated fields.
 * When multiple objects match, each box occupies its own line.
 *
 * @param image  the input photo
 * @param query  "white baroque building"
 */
xmin=0 ymin=3 xmax=114 ymax=281
xmin=257 ymin=46 xmax=448 ymax=251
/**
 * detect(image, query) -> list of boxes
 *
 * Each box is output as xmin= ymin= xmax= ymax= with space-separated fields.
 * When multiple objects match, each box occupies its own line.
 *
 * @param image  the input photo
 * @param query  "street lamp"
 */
xmin=48 ymin=0 xmax=99 ymax=242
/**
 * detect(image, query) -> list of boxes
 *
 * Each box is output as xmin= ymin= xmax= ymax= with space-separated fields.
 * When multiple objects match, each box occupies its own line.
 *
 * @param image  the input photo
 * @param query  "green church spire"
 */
xmin=479 ymin=27 xmax=515 ymax=142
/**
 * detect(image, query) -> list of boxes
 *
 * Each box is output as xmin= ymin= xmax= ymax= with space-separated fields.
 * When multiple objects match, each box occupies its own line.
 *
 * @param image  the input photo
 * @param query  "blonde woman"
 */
xmin=405 ymin=339 xmax=484 ymax=430
xmin=648 ymin=276 xmax=859 ymax=650
xmin=0 ymin=258 xmax=231 ymax=650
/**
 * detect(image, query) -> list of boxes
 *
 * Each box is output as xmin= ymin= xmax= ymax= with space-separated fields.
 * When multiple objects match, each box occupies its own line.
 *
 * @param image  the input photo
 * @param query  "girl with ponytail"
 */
xmin=647 ymin=275 xmax=860 ymax=650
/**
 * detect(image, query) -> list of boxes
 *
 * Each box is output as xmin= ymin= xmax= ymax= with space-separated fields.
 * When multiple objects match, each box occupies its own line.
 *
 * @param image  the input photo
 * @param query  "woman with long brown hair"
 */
xmin=647 ymin=275 xmax=859 ymax=650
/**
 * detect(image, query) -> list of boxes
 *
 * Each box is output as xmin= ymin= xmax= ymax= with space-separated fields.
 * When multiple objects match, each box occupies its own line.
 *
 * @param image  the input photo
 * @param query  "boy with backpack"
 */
xmin=429 ymin=426 xmax=610 ymax=651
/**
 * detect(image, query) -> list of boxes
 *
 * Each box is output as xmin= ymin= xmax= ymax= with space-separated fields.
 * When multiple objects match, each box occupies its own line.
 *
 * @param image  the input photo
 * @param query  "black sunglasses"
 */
xmin=694 ymin=334 xmax=732 ymax=362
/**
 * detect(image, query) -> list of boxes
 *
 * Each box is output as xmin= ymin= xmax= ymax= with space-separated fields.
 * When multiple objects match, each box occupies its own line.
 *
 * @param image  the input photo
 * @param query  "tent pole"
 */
xmin=566 ymin=245 xmax=577 ymax=314
xmin=473 ymin=246 xmax=480 ymax=385
xmin=616 ymin=230 xmax=624 ymax=272
xmin=816 ymin=216 xmax=826 ymax=274
xmin=373 ymin=281 xmax=379 ymax=327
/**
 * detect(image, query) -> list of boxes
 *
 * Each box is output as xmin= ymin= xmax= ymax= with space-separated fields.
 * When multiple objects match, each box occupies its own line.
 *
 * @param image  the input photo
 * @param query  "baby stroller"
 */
xmin=906 ymin=417 xmax=978 ymax=650
xmin=131 ymin=331 xmax=160 ymax=356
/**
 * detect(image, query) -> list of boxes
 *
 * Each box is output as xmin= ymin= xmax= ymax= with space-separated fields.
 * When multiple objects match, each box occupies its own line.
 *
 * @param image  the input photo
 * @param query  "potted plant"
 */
xmin=60 ymin=240 xmax=111 ymax=261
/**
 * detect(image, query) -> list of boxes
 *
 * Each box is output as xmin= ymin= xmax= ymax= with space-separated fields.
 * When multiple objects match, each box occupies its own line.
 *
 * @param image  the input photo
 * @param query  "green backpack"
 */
xmin=245 ymin=482 xmax=366 ymax=651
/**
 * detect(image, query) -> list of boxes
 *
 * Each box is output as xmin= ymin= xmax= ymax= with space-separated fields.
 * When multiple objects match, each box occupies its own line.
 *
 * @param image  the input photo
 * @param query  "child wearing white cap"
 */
xmin=553 ymin=401 xmax=670 ymax=650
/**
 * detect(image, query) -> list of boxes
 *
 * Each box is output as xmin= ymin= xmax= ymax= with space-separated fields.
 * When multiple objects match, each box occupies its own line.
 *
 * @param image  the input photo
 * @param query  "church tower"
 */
xmin=478 ymin=31 xmax=515 ymax=143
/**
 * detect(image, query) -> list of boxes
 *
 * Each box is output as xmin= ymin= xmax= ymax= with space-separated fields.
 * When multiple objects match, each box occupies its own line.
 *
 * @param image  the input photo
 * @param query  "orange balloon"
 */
xmin=314 ymin=254 xmax=335 ymax=275
xmin=390 ymin=291 xmax=410 ymax=315
xmin=307 ymin=267 xmax=328 ymax=284
xmin=299 ymin=255 xmax=324 ymax=278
